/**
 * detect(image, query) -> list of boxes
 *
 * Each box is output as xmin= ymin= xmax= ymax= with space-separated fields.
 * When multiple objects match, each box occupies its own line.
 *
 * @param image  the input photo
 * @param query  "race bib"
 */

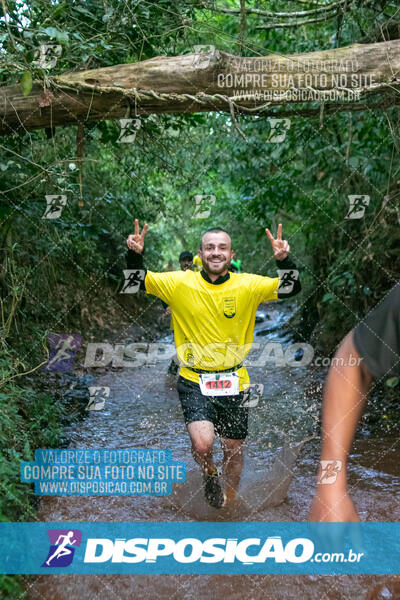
xmin=198 ymin=371 xmax=239 ymax=396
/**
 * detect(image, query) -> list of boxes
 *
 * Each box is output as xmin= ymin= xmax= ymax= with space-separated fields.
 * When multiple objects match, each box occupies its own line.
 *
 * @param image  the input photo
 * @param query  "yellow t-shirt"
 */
xmin=192 ymin=254 xmax=203 ymax=271
xmin=145 ymin=270 xmax=280 ymax=391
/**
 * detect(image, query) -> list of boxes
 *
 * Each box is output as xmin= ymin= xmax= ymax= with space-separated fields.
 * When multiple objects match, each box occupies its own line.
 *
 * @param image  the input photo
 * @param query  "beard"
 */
xmin=202 ymin=256 xmax=230 ymax=275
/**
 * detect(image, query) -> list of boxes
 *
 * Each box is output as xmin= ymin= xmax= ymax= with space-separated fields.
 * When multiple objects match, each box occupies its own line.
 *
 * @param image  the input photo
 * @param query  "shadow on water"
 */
xmin=27 ymin=302 xmax=400 ymax=600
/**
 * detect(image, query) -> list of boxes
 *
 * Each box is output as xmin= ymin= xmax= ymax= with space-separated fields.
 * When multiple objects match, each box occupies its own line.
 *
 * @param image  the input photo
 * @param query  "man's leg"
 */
xmin=221 ymin=437 xmax=244 ymax=503
xmin=187 ymin=420 xmax=216 ymax=475
xmin=186 ymin=420 xmax=225 ymax=508
xmin=177 ymin=376 xmax=226 ymax=508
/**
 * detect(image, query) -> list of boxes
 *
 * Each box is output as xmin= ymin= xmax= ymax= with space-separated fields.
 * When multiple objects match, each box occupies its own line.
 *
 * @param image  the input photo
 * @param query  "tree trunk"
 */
xmin=1 ymin=39 xmax=399 ymax=136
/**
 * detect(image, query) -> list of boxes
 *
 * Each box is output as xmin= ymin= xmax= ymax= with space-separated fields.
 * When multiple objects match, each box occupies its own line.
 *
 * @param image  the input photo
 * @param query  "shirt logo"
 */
xmin=223 ymin=297 xmax=236 ymax=318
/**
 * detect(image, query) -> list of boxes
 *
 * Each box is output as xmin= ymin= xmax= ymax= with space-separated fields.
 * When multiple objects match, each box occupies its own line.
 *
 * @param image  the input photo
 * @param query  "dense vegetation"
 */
xmin=0 ymin=1 xmax=399 ymax=594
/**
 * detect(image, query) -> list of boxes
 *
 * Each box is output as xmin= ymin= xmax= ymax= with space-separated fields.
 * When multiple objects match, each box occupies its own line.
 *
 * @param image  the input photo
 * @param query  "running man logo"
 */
xmin=345 ymin=195 xmax=370 ymax=219
xmin=240 ymin=383 xmax=264 ymax=408
xmin=266 ymin=118 xmax=291 ymax=143
xmin=120 ymin=270 xmax=146 ymax=294
xmin=223 ymin=297 xmax=236 ymax=318
xmin=43 ymin=334 xmax=82 ymax=372
xmin=318 ymin=460 xmax=342 ymax=484
xmin=192 ymin=45 xmax=219 ymax=69
xmin=86 ymin=386 xmax=110 ymax=411
xmin=42 ymin=529 xmax=82 ymax=568
xmin=34 ymin=44 xmax=62 ymax=69
xmin=277 ymin=270 xmax=299 ymax=295
xmin=117 ymin=118 xmax=141 ymax=144
xmin=192 ymin=194 xmax=216 ymax=219
xmin=42 ymin=195 xmax=67 ymax=219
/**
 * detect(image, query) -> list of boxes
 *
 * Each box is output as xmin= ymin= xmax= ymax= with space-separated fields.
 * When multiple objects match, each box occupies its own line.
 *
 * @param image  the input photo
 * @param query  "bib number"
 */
xmin=198 ymin=372 xmax=239 ymax=396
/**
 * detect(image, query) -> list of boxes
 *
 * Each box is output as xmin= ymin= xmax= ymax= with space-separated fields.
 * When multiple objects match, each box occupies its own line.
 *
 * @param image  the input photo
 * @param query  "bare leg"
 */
xmin=187 ymin=420 xmax=217 ymax=475
xmin=308 ymin=331 xmax=373 ymax=521
xmin=221 ymin=437 xmax=245 ymax=503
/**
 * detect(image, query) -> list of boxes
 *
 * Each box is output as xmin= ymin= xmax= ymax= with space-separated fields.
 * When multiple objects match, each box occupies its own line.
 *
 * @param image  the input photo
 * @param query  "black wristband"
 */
xmin=126 ymin=249 xmax=144 ymax=269
xmin=275 ymin=255 xmax=301 ymax=299
xmin=275 ymin=255 xmax=297 ymax=269
xmin=125 ymin=249 xmax=147 ymax=291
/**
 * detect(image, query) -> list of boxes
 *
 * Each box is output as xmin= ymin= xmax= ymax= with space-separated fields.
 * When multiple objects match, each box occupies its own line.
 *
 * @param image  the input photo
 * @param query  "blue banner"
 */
xmin=1 ymin=522 xmax=399 ymax=574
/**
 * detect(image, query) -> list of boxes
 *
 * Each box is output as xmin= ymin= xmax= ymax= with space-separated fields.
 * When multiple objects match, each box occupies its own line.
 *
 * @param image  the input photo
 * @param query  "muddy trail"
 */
xmin=26 ymin=303 xmax=400 ymax=600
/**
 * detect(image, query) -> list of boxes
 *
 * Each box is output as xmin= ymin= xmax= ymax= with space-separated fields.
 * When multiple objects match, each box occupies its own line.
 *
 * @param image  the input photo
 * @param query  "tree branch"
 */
xmin=255 ymin=13 xmax=340 ymax=29
xmin=238 ymin=0 xmax=247 ymax=53
xmin=0 ymin=40 xmax=399 ymax=135
xmin=200 ymin=0 xmax=347 ymax=18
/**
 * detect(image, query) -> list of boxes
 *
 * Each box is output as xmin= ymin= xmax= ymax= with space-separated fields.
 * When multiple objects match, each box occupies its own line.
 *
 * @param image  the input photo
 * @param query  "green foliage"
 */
xmin=19 ymin=70 xmax=32 ymax=96
xmin=0 ymin=358 xmax=65 ymax=522
xmin=0 ymin=574 xmax=26 ymax=599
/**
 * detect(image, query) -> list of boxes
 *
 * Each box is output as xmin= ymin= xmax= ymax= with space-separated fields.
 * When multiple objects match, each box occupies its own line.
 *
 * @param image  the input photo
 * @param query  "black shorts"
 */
xmin=177 ymin=375 xmax=250 ymax=440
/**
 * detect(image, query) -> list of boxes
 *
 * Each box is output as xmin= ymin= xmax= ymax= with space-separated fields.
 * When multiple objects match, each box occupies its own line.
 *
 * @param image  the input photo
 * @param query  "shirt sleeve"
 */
xmin=353 ymin=281 xmax=400 ymax=379
xmin=145 ymin=270 xmax=183 ymax=305
xmin=246 ymin=274 xmax=280 ymax=303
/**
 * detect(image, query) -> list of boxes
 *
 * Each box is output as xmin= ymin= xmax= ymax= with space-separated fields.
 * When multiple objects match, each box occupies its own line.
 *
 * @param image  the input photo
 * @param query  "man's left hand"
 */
xmin=265 ymin=223 xmax=290 ymax=261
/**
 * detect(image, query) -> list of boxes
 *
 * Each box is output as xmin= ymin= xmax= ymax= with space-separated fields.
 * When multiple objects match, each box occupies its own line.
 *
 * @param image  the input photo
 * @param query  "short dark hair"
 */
xmin=179 ymin=251 xmax=193 ymax=261
xmin=200 ymin=227 xmax=231 ymax=249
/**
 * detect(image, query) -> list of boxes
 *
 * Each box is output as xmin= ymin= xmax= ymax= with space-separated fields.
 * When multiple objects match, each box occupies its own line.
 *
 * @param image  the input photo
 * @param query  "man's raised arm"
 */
xmin=125 ymin=218 xmax=149 ymax=291
xmin=125 ymin=218 xmax=181 ymax=305
xmin=265 ymin=224 xmax=301 ymax=299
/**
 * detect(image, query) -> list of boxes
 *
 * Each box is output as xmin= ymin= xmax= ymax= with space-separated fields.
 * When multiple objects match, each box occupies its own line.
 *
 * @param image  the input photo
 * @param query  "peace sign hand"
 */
xmin=265 ymin=223 xmax=290 ymax=261
xmin=126 ymin=218 xmax=149 ymax=254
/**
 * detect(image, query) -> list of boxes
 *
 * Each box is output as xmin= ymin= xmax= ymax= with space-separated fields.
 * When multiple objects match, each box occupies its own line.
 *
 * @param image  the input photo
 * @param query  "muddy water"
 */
xmin=27 ymin=303 xmax=400 ymax=600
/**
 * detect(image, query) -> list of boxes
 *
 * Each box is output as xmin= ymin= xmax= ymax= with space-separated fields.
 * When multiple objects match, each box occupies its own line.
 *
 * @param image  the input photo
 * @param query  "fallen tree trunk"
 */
xmin=1 ymin=39 xmax=399 ymax=136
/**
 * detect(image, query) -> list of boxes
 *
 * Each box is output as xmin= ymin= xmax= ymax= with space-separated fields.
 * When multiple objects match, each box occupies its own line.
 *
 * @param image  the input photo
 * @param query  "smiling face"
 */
xmin=199 ymin=231 xmax=233 ymax=277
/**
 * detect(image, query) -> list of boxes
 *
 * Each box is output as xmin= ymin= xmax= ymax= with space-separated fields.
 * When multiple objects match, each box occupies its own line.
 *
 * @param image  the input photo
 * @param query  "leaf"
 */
xmin=348 ymin=156 xmax=360 ymax=168
xmin=55 ymin=30 xmax=69 ymax=44
xmin=73 ymin=5 xmax=95 ymax=18
xmin=43 ymin=26 xmax=58 ymax=38
xmin=321 ymin=292 xmax=334 ymax=303
xmin=102 ymin=8 xmax=114 ymax=22
xmin=20 ymin=71 xmax=32 ymax=97
xmin=386 ymin=377 xmax=399 ymax=388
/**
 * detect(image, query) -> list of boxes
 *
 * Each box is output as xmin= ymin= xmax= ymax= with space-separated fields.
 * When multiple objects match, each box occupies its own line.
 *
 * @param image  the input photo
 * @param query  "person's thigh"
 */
xmin=187 ymin=420 xmax=215 ymax=452
xmin=177 ymin=376 xmax=217 ymax=439
xmin=213 ymin=391 xmax=249 ymax=441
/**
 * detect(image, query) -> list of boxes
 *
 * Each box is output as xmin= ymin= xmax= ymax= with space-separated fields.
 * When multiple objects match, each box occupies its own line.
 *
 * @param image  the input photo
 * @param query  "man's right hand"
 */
xmin=127 ymin=218 xmax=148 ymax=254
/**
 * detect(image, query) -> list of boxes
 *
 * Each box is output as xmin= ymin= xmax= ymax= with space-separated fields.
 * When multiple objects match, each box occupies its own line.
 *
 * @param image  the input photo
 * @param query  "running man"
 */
xmin=308 ymin=281 xmax=400 ymax=521
xmin=45 ymin=531 xmax=77 ymax=566
xmin=126 ymin=220 xmax=301 ymax=508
